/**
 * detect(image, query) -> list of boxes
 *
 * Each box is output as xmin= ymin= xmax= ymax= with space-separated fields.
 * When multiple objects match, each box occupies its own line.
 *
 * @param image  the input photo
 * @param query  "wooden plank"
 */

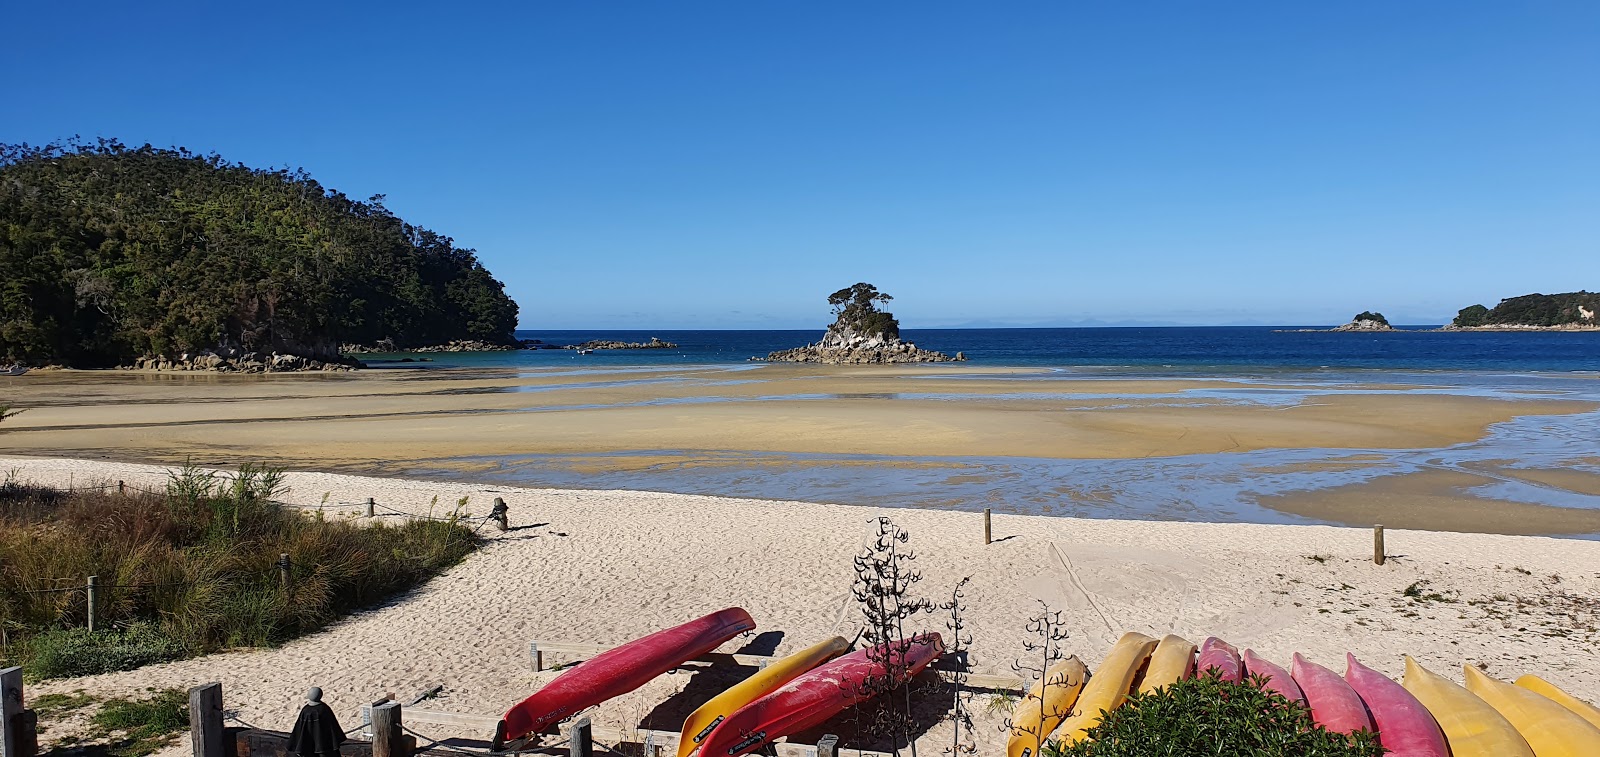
xmin=189 ymin=683 xmax=225 ymax=757
xmin=403 ymin=708 xmax=501 ymax=732
xmin=1 ymin=666 xmax=22 ymax=757
xmin=526 ymin=640 xmax=1022 ymax=690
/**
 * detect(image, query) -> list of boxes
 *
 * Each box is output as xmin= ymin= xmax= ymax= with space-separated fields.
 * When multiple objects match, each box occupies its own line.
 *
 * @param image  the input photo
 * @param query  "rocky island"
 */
xmin=1278 ymin=311 xmax=1397 ymax=333
xmin=763 ymin=283 xmax=963 ymax=364
xmin=563 ymin=337 xmax=679 ymax=350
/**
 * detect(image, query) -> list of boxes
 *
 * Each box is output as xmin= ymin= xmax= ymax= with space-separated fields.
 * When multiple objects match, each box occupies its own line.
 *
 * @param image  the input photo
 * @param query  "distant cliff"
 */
xmin=764 ymin=283 xmax=962 ymax=364
xmin=1448 ymin=292 xmax=1599 ymax=330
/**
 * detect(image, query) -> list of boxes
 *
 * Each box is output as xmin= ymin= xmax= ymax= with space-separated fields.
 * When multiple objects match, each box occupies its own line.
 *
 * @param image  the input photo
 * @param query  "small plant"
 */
xmin=941 ymin=576 xmax=975 ymax=756
xmin=1042 ymin=672 xmax=1385 ymax=756
xmin=22 ymin=623 xmax=187 ymax=680
xmin=850 ymin=516 xmax=936 ymax=757
xmin=1007 ymin=602 xmax=1073 ymax=756
xmin=0 ymin=405 xmax=22 ymax=423
xmin=90 ymin=688 xmax=190 ymax=757
xmin=1402 ymin=580 xmax=1452 ymax=603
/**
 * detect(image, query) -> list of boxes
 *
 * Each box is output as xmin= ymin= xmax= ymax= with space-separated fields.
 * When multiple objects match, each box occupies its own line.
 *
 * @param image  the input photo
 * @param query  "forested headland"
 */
xmin=1451 ymin=292 xmax=1599 ymax=329
xmin=1 ymin=139 xmax=519 ymax=367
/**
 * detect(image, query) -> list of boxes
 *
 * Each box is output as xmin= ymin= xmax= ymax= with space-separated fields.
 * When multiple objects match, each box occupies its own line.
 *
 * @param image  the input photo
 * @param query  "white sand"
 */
xmin=6 ymin=456 xmax=1599 ymax=755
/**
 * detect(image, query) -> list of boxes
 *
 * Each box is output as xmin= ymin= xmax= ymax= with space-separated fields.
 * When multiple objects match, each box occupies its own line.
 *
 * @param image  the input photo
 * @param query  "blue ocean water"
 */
xmin=367 ymin=327 xmax=1600 ymax=374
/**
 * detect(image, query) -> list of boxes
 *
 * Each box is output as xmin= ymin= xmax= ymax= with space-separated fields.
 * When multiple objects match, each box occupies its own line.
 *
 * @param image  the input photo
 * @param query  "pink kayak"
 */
xmin=501 ymin=607 xmax=755 ymax=741
xmin=698 ymin=633 xmax=945 ymax=757
xmin=1291 ymin=653 xmax=1374 ymax=735
xmin=1344 ymin=654 xmax=1447 ymax=756
xmin=1197 ymin=637 xmax=1243 ymax=682
xmin=1241 ymin=649 xmax=1305 ymax=704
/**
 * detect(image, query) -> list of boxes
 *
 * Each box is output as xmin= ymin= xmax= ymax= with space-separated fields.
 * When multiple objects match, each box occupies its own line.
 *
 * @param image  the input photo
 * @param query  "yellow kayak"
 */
xmin=1463 ymin=666 xmax=1600 ymax=755
xmin=1401 ymin=657 xmax=1532 ymax=757
xmin=1516 ymin=675 xmax=1600 ymax=732
xmin=676 ymin=636 xmax=850 ymax=757
xmin=1055 ymin=632 xmax=1159 ymax=745
xmin=1136 ymin=634 xmax=1195 ymax=694
xmin=1006 ymin=655 xmax=1088 ymax=757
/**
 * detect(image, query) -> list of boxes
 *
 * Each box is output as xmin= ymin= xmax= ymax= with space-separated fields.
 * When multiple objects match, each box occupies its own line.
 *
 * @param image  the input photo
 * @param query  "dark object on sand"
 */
xmin=287 ymin=688 xmax=346 ymax=757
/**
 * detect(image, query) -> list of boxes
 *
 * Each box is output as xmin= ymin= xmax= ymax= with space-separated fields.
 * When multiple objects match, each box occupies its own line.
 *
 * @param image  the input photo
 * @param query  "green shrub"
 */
xmin=91 ymin=688 xmax=190 ymax=757
xmin=1352 ymin=311 xmax=1389 ymax=326
xmin=1044 ymin=672 xmax=1386 ymax=757
xmin=1 ymin=465 xmax=478 ymax=677
xmin=22 ymin=623 xmax=186 ymax=679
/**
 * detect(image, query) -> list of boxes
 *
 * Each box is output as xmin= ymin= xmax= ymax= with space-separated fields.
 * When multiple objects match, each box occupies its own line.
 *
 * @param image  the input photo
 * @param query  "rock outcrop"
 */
xmin=342 ymin=339 xmax=519 ymax=353
xmin=123 ymin=348 xmax=360 ymax=372
xmin=563 ymin=337 xmax=679 ymax=350
xmin=764 ymin=326 xmax=961 ymax=364
xmin=1330 ymin=318 xmax=1395 ymax=332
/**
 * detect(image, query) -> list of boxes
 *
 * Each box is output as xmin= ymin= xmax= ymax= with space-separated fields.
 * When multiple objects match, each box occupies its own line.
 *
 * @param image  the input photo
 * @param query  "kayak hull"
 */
xmin=503 ymin=607 xmax=756 ymax=741
xmin=696 ymin=633 xmax=944 ymax=757
xmin=1401 ymin=656 xmax=1532 ymax=757
xmin=1291 ymin=653 xmax=1373 ymax=735
xmin=1136 ymin=635 xmax=1195 ymax=694
xmin=1515 ymin=675 xmax=1600 ymax=732
xmin=1006 ymin=655 xmax=1088 ymax=757
xmin=1344 ymin=654 xmax=1447 ymax=757
xmin=1242 ymin=650 xmax=1304 ymax=704
xmin=1196 ymin=637 xmax=1242 ymax=683
xmin=1056 ymin=631 xmax=1159 ymax=745
xmin=676 ymin=636 xmax=850 ymax=757
xmin=1463 ymin=665 xmax=1600 ymax=755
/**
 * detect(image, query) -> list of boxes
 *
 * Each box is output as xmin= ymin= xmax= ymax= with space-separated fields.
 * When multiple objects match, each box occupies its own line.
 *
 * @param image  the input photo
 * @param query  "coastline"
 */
xmin=6 ymin=455 xmax=1599 ymax=756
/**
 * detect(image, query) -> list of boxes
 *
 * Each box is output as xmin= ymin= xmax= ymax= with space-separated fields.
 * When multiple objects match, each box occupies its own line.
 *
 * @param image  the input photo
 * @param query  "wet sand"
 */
xmin=2 ymin=365 xmax=1598 ymax=534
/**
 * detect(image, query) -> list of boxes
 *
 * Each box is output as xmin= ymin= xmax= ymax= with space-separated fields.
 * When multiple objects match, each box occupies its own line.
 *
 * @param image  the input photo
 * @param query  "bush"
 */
xmin=1352 ymin=311 xmax=1389 ymax=326
xmin=91 ymin=688 xmax=190 ymax=757
xmin=1453 ymin=304 xmax=1489 ymax=328
xmin=1 ymin=465 xmax=478 ymax=677
xmin=1044 ymin=672 xmax=1385 ymax=757
xmin=22 ymin=623 xmax=186 ymax=679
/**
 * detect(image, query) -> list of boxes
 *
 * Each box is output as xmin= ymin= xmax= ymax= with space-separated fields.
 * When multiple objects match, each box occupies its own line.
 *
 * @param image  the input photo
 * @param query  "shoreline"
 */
xmin=5 ymin=455 xmax=1600 ymax=756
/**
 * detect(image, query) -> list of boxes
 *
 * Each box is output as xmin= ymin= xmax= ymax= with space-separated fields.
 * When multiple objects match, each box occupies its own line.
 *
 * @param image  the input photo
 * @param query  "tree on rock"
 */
xmin=1352 ymin=311 xmax=1389 ymax=326
xmin=827 ymin=283 xmax=901 ymax=340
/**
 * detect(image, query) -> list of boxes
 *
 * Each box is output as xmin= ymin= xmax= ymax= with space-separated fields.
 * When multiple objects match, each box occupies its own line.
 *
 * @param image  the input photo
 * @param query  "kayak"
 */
xmin=1136 ymin=635 xmax=1195 ymax=694
xmin=1401 ymin=656 xmax=1532 ymax=757
xmin=1006 ymin=655 xmax=1088 ymax=757
xmin=1241 ymin=650 xmax=1304 ymax=704
xmin=1055 ymin=631 xmax=1159 ymax=745
xmin=1462 ymin=665 xmax=1600 ymax=755
xmin=1344 ymin=654 xmax=1447 ymax=757
xmin=501 ymin=607 xmax=756 ymax=742
xmin=1516 ymin=675 xmax=1600 ymax=732
xmin=1196 ymin=637 xmax=1242 ymax=682
xmin=1290 ymin=653 xmax=1373 ymax=735
xmin=695 ymin=633 xmax=944 ymax=757
xmin=676 ymin=636 xmax=850 ymax=757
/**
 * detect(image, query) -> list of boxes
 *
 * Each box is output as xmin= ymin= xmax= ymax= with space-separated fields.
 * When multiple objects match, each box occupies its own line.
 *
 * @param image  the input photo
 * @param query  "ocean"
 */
xmin=358 ymin=326 xmax=1600 ymax=374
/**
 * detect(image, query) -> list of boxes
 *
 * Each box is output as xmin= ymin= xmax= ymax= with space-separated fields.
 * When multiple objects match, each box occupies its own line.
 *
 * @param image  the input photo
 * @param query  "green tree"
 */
xmin=1352 ymin=311 xmax=1389 ymax=326
xmin=827 ymin=282 xmax=901 ymax=339
xmin=0 ymin=139 xmax=521 ymax=366
xmin=1453 ymin=304 xmax=1489 ymax=327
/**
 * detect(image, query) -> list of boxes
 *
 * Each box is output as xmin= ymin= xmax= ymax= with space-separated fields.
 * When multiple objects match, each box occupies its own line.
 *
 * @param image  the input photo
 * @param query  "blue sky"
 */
xmin=5 ymin=2 xmax=1596 ymax=328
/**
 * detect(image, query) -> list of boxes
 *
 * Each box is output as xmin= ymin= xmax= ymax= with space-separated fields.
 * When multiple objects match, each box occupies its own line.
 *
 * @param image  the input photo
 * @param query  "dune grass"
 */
xmin=0 ymin=464 xmax=478 ymax=678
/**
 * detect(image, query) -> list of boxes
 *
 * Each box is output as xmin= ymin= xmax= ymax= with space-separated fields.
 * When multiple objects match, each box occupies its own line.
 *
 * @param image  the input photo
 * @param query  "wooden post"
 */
xmin=530 ymin=641 xmax=543 ymax=672
xmin=278 ymin=554 xmax=291 ymax=591
xmin=117 ymin=480 xmax=126 ymax=496
xmin=491 ymin=497 xmax=508 ymax=532
xmin=85 ymin=576 xmax=99 ymax=633
xmin=565 ymin=716 xmax=592 ymax=757
xmin=2 ymin=666 xmax=23 ymax=757
xmin=1374 ymin=525 xmax=1386 ymax=566
xmin=983 ymin=508 xmax=992 ymax=545
xmin=188 ymin=683 xmax=223 ymax=757
xmin=371 ymin=702 xmax=403 ymax=757
xmin=816 ymin=734 xmax=839 ymax=757
xmin=366 ymin=498 xmax=376 ymax=518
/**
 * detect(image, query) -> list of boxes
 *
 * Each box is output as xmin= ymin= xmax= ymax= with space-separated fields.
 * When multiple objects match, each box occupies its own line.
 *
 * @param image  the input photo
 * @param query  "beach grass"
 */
xmin=0 ymin=464 xmax=478 ymax=678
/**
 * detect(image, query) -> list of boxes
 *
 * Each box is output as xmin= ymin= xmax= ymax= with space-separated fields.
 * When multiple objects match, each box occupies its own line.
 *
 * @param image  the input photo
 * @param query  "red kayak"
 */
xmin=1344 ymin=654 xmax=1448 ymax=757
xmin=1241 ymin=649 xmax=1305 ymax=704
xmin=1290 ymin=653 xmax=1374 ymax=735
xmin=1197 ymin=637 xmax=1243 ymax=682
xmin=696 ymin=633 xmax=944 ymax=757
xmin=501 ymin=607 xmax=755 ymax=742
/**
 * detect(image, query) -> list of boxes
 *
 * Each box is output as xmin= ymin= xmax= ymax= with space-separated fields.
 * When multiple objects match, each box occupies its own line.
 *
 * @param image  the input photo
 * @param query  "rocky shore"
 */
xmin=1436 ymin=323 xmax=1600 ymax=332
xmin=122 ymin=349 xmax=360 ymax=373
xmin=341 ymin=339 xmax=520 ymax=354
xmin=1277 ymin=317 xmax=1397 ymax=333
xmin=763 ymin=329 xmax=963 ymax=364
xmin=562 ymin=337 xmax=679 ymax=350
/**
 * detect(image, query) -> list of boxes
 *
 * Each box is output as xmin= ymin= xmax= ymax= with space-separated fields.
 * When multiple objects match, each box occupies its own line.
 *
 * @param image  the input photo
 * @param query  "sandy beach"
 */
xmin=5 ymin=456 xmax=1599 ymax=755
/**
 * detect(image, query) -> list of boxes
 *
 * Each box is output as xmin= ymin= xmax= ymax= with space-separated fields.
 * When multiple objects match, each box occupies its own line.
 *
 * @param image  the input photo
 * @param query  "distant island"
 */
xmin=762 ymin=283 xmax=962 ymax=364
xmin=1445 ymin=291 xmax=1599 ymax=331
xmin=1277 ymin=311 xmax=1396 ymax=333
xmin=0 ymin=139 xmax=520 ymax=370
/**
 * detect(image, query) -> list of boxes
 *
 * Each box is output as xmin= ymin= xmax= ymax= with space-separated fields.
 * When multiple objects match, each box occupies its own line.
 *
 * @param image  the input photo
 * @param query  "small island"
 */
xmin=1443 ymin=291 xmax=1599 ymax=331
xmin=762 ymin=283 xmax=963 ymax=364
xmin=1277 ymin=311 xmax=1398 ymax=333
xmin=562 ymin=337 xmax=679 ymax=351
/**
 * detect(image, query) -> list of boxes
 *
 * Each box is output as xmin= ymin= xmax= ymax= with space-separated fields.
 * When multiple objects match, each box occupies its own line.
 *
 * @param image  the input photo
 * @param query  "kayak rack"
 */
xmin=527 ymin=639 xmax=1023 ymax=691
xmin=392 ymin=707 xmax=894 ymax=757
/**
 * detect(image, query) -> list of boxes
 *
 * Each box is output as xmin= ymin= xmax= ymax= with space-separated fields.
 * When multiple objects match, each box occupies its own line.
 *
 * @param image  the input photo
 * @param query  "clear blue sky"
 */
xmin=5 ymin=2 xmax=1596 ymax=328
